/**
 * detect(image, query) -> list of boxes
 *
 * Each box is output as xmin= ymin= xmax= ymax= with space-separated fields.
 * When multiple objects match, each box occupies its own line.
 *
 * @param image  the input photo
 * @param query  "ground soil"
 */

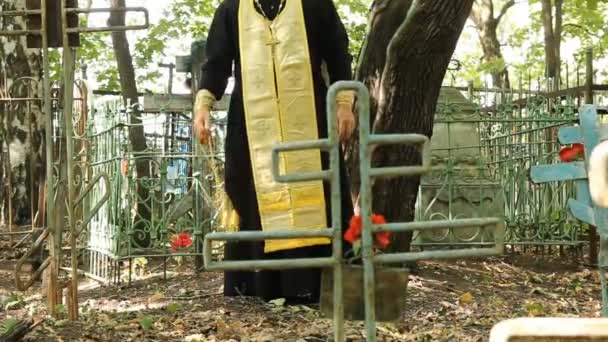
xmin=0 ymin=238 xmax=602 ymax=341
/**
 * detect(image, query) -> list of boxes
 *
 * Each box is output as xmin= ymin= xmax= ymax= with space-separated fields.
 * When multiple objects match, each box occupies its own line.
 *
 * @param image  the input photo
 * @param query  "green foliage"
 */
xmin=335 ymin=0 xmax=371 ymax=59
xmin=451 ymin=0 xmax=608 ymax=87
xmin=78 ymin=0 xmax=219 ymax=91
xmin=479 ymin=57 xmax=507 ymax=75
xmin=166 ymin=302 xmax=183 ymax=314
xmin=509 ymin=0 xmax=607 ymax=85
xmin=73 ymin=0 xmax=606 ymax=92
xmin=2 ymin=293 xmax=25 ymax=311
xmin=139 ymin=315 xmax=155 ymax=331
xmin=0 ymin=318 xmax=19 ymax=336
xmin=55 ymin=304 xmax=66 ymax=314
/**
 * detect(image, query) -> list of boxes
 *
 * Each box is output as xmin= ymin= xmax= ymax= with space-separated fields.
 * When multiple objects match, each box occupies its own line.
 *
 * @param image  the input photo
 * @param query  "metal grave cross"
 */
xmin=0 ymin=0 xmax=149 ymax=320
xmin=530 ymin=104 xmax=608 ymax=316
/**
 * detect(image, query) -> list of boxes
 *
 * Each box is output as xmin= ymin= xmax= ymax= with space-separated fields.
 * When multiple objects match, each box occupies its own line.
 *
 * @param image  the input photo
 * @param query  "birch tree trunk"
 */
xmin=0 ymin=0 xmax=44 ymax=228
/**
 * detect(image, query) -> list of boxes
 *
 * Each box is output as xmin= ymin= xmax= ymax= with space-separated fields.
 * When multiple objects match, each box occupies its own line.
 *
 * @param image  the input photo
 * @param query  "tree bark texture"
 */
xmin=542 ymin=0 xmax=563 ymax=85
xmin=0 ymin=0 xmax=44 ymax=227
xmin=348 ymin=0 xmax=474 ymax=253
xmin=108 ymin=0 xmax=152 ymax=247
xmin=469 ymin=0 xmax=514 ymax=89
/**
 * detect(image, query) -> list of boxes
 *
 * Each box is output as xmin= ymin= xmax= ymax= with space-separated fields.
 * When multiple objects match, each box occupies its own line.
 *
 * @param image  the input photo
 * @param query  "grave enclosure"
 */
xmin=1 ymin=1 xmax=608 ymax=341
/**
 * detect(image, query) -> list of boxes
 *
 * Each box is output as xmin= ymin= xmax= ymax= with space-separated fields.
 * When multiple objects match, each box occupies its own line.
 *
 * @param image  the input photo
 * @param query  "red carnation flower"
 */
xmin=572 ymin=143 xmax=585 ymax=155
xmin=559 ymin=143 xmax=585 ymax=163
xmin=371 ymin=214 xmax=391 ymax=249
xmin=371 ymin=214 xmax=386 ymax=225
xmin=375 ymin=231 xmax=391 ymax=249
xmin=170 ymin=232 xmax=193 ymax=251
xmin=343 ymin=214 xmax=391 ymax=249
xmin=344 ymin=215 xmax=362 ymax=244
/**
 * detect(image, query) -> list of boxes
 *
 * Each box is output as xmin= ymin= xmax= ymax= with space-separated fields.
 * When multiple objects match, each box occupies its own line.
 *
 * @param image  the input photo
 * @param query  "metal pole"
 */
xmin=158 ymin=62 xmax=175 ymax=95
xmin=61 ymin=0 xmax=79 ymax=321
xmin=326 ymin=86 xmax=344 ymax=342
xmin=359 ymin=85 xmax=377 ymax=341
xmin=584 ymin=48 xmax=598 ymax=264
xmin=36 ymin=0 xmax=62 ymax=315
xmin=4 ymin=122 xmax=14 ymax=246
xmin=600 ymin=238 xmax=608 ymax=317
xmin=585 ymin=48 xmax=593 ymax=105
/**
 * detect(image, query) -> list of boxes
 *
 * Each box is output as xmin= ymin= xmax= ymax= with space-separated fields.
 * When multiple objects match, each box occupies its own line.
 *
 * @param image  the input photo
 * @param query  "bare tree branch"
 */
xmin=496 ymin=0 xmax=515 ymax=22
xmin=562 ymin=23 xmax=601 ymax=38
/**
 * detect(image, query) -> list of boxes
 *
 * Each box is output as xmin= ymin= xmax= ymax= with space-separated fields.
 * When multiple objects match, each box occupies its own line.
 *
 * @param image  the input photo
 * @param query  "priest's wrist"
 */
xmin=194 ymin=89 xmax=216 ymax=115
xmin=336 ymin=102 xmax=353 ymax=113
xmin=335 ymin=90 xmax=355 ymax=110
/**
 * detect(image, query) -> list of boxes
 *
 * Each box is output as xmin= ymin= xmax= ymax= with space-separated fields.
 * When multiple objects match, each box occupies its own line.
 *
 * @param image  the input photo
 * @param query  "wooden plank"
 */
xmin=143 ymin=93 xmax=230 ymax=113
xmin=568 ymin=199 xmax=596 ymax=226
xmin=143 ymin=94 xmax=192 ymax=113
xmin=576 ymin=180 xmax=591 ymax=203
xmin=529 ymin=162 xmax=587 ymax=183
xmin=558 ymin=126 xmax=582 ymax=144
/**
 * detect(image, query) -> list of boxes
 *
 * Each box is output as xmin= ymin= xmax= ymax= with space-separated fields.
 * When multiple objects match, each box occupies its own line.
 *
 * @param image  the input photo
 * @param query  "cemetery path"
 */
xmin=0 ymin=250 xmax=601 ymax=341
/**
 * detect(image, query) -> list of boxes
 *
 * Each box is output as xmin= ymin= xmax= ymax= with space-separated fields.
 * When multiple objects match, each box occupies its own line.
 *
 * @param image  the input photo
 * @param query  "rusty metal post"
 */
xmin=1 ymin=0 xmax=148 ymax=319
xmin=60 ymin=0 xmax=79 ymax=316
xmin=58 ymin=1 xmax=149 ymax=321
xmin=584 ymin=48 xmax=593 ymax=105
xmin=585 ymin=48 xmax=598 ymax=265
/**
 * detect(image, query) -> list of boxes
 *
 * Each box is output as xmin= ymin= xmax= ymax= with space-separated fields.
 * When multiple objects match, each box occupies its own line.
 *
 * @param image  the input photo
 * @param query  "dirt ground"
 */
xmin=0 ymin=241 xmax=602 ymax=342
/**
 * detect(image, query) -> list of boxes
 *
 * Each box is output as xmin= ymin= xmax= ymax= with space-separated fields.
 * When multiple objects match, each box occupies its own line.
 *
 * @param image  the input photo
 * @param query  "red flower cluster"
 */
xmin=559 ymin=143 xmax=584 ymax=162
xmin=169 ymin=232 xmax=193 ymax=253
xmin=344 ymin=214 xmax=391 ymax=249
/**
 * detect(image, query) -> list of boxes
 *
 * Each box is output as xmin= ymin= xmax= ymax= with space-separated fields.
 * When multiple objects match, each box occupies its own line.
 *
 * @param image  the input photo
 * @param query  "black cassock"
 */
xmin=200 ymin=0 xmax=354 ymax=303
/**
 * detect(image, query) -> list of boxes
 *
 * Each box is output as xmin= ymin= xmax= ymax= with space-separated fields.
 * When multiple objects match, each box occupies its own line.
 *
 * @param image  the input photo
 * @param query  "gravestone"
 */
xmin=416 ymin=87 xmax=504 ymax=245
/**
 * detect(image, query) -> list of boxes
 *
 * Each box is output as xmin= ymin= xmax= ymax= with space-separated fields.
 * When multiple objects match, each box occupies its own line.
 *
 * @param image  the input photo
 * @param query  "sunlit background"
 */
xmin=83 ymin=0 xmax=607 ymax=95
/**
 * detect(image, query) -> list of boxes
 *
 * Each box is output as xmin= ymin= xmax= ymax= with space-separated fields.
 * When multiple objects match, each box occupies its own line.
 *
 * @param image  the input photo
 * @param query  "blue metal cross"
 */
xmin=530 ymin=105 xmax=608 ymax=316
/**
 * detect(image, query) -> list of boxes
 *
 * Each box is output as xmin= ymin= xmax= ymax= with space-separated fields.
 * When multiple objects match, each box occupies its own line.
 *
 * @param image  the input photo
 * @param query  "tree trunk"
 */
xmin=108 ymin=0 xmax=152 ymax=247
xmin=554 ymin=0 xmax=563 ymax=85
xmin=0 ymin=0 xmax=44 ymax=228
xmin=542 ymin=0 xmax=563 ymax=86
xmin=541 ymin=0 xmax=563 ymax=89
xmin=347 ymin=0 xmax=474 ymax=254
xmin=469 ymin=0 xmax=514 ymax=89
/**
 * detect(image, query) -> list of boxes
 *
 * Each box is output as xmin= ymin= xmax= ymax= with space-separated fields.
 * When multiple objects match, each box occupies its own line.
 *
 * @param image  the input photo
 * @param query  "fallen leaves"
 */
xmin=268 ymin=298 xmax=286 ymax=307
xmin=459 ymin=292 xmax=475 ymax=305
xmin=4 ymin=255 xmax=600 ymax=342
xmin=148 ymin=291 xmax=166 ymax=304
xmin=524 ymin=301 xmax=547 ymax=317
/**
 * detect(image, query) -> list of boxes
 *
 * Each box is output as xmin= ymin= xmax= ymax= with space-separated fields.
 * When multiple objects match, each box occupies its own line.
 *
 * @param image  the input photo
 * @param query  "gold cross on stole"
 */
xmin=265 ymin=25 xmax=280 ymax=50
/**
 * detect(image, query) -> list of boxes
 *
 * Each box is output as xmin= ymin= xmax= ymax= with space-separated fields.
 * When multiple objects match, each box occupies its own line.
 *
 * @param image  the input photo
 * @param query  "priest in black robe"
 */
xmin=193 ymin=0 xmax=355 ymax=303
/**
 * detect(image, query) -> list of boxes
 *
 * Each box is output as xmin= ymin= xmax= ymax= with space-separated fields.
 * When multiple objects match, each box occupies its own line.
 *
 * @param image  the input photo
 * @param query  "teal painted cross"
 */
xmin=530 ymin=105 xmax=608 ymax=316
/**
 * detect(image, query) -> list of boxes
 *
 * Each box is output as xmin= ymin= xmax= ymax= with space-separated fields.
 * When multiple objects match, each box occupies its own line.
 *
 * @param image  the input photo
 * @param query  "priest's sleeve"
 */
xmin=199 ymin=3 xmax=235 ymax=100
xmin=319 ymin=0 xmax=352 ymax=83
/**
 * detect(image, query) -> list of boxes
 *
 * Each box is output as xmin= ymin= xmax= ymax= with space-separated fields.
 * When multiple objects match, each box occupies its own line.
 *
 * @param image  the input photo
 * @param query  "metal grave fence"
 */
xmin=84 ymin=92 xmax=228 ymax=282
xmin=203 ymin=81 xmax=505 ymax=342
xmin=415 ymin=86 xmax=592 ymax=249
xmin=1 ymin=0 xmax=150 ymax=319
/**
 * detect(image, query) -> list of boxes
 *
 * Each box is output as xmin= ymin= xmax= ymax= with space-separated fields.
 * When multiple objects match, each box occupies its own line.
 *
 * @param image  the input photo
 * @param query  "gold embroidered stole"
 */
xmin=238 ymin=0 xmax=329 ymax=253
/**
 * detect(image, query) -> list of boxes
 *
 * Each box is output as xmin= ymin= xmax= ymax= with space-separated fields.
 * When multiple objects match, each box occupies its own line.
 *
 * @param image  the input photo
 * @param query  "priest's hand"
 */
xmin=337 ymin=103 xmax=355 ymax=142
xmin=193 ymin=107 xmax=211 ymax=145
